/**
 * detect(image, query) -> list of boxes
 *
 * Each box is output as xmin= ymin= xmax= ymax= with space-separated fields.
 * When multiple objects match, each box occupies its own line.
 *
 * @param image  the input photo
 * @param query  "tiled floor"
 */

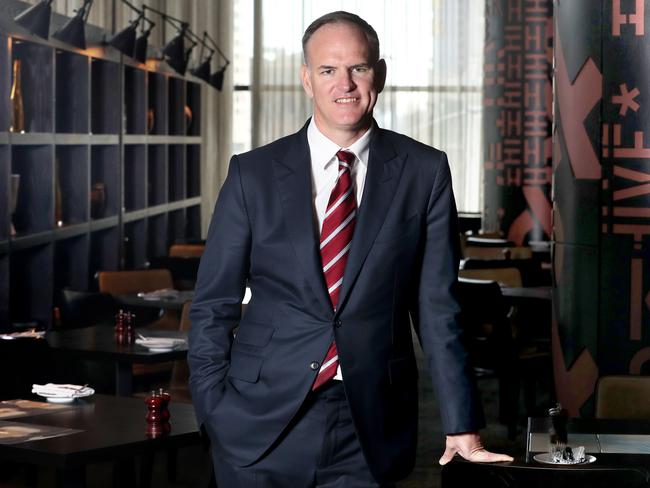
xmin=1 ymin=338 xmax=546 ymax=487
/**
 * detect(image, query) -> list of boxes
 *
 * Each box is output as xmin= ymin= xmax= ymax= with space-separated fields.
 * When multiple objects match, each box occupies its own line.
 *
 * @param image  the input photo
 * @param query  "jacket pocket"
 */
xmin=228 ymin=351 xmax=263 ymax=383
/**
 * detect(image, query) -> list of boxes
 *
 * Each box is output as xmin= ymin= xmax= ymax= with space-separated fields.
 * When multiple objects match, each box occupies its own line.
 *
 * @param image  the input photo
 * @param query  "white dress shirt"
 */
xmin=307 ymin=117 xmax=372 ymax=380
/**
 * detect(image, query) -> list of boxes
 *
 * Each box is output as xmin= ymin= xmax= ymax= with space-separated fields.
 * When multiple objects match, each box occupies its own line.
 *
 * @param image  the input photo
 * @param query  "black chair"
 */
xmin=442 ymin=458 xmax=650 ymax=488
xmin=59 ymin=288 xmax=117 ymax=328
xmin=148 ymin=256 xmax=201 ymax=291
xmin=457 ymin=278 xmax=550 ymax=439
xmin=457 ymin=278 xmax=519 ymax=437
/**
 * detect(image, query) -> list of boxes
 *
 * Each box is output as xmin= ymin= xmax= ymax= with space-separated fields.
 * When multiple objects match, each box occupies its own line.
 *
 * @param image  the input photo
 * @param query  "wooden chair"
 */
xmin=461 ymin=258 xmax=547 ymax=287
xmin=595 ymin=375 xmax=650 ymax=419
xmin=463 ymin=246 xmax=533 ymax=261
xmin=169 ymin=243 xmax=205 ymax=258
xmin=459 ymin=267 xmax=523 ymax=287
xmin=148 ymin=256 xmax=200 ymax=290
xmin=98 ymin=269 xmax=179 ymax=379
xmin=97 ymin=269 xmax=178 ymax=331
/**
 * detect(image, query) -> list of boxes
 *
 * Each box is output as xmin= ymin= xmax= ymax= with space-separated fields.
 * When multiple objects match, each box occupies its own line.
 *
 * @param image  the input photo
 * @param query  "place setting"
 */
xmin=31 ymin=383 xmax=95 ymax=404
xmin=135 ymin=333 xmax=186 ymax=353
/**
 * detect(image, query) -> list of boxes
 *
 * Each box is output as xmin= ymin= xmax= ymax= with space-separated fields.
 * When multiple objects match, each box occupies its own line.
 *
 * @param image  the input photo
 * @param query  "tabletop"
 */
xmin=45 ymin=326 xmax=188 ymax=396
xmin=0 ymin=394 xmax=200 ymax=486
xmin=527 ymin=417 xmax=650 ymax=467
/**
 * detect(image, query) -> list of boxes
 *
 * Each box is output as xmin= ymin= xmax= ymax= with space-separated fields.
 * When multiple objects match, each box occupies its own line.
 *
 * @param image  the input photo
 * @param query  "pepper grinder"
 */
xmin=145 ymin=389 xmax=171 ymax=437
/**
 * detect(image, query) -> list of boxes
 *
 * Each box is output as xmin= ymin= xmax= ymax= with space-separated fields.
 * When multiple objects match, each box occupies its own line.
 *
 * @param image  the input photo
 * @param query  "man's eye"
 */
xmin=320 ymin=69 xmax=334 ymax=75
xmin=353 ymin=66 xmax=369 ymax=73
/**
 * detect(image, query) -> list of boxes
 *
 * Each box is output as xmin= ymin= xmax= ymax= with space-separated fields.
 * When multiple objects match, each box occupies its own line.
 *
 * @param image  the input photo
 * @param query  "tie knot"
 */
xmin=336 ymin=150 xmax=355 ymax=168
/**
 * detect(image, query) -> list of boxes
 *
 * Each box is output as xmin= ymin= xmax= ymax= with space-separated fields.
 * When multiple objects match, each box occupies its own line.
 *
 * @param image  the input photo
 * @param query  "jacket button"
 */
xmin=334 ymin=319 xmax=342 ymax=328
xmin=310 ymin=361 xmax=320 ymax=370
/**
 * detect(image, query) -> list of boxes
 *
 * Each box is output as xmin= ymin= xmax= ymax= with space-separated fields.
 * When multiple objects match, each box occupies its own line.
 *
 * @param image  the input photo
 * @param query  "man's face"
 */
xmin=301 ymin=22 xmax=385 ymax=145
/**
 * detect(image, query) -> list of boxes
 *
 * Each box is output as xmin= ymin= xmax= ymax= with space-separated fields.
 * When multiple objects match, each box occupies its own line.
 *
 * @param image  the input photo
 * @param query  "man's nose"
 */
xmin=336 ymin=70 xmax=356 ymax=91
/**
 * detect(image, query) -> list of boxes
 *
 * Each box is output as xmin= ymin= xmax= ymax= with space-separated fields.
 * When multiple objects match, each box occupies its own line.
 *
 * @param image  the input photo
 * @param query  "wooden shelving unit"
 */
xmin=0 ymin=13 xmax=206 ymax=330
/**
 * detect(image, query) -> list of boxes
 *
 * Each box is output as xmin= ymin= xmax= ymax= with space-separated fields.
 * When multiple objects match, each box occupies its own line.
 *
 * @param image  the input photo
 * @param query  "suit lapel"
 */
xmin=336 ymin=129 xmax=406 ymax=314
xmin=272 ymin=125 xmax=333 ymax=315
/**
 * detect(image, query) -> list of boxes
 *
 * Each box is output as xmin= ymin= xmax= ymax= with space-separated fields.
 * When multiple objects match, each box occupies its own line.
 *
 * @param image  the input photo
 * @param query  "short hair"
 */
xmin=302 ymin=11 xmax=380 ymax=64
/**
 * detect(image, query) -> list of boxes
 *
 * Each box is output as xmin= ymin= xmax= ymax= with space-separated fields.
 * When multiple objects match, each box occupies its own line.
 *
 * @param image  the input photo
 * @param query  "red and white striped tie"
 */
xmin=312 ymin=150 xmax=357 ymax=390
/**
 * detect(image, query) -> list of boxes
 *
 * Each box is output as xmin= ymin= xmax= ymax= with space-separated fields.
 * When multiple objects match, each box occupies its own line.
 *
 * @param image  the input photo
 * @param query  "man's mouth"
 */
xmin=335 ymin=97 xmax=358 ymax=104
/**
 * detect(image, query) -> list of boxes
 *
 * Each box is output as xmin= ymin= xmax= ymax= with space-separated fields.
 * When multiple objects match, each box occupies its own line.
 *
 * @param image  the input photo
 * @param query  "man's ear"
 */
xmin=301 ymin=64 xmax=314 ymax=98
xmin=374 ymin=59 xmax=387 ymax=94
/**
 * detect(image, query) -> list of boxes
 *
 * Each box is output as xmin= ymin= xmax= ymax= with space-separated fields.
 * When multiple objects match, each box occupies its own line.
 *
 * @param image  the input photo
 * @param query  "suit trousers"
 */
xmin=212 ymin=380 xmax=396 ymax=488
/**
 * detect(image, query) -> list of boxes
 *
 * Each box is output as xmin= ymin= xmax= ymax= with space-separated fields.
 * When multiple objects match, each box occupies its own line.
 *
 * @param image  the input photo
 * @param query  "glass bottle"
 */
xmin=10 ymin=59 xmax=24 ymax=133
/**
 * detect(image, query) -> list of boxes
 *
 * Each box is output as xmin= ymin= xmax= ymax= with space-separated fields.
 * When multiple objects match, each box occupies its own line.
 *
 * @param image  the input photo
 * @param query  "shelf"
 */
xmin=124 ymin=218 xmax=147 ymax=269
xmin=124 ymin=145 xmax=146 ymax=211
xmin=56 ymin=50 xmax=89 ymax=133
xmin=53 ymin=222 xmax=90 ymax=241
xmin=11 ymin=40 xmax=54 ymax=133
xmin=148 ymin=72 xmax=167 ymax=135
xmin=56 ymin=145 xmax=89 ymax=226
xmin=11 ymin=144 xmax=54 ymax=235
xmin=125 ymin=66 xmax=146 ymax=135
xmin=0 ymin=35 xmax=9 ymax=132
xmin=0 ymin=23 xmax=205 ymax=328
xmin=187 ymin=144 xmax=200 ymax=198
xmin=0 ymin=144 xmax=8 ymax=241
xmin=124 ymin=135 xmax=202 ymax=144
xmin=148 ymin=145 xmax=166 ymax=206
xmin=54 ymin=235 xmax=89 ymax=292
xmin=168 ymin=76 xmax=185 ymax=136
xmin=168 ymin=209 xmax=185 ymax=244
xmin=10 ymin=243 xmax=53 ymax=326
xmin=186 ymin=81 xmax=201 ymax=136
xmin=0 ymin=252 xmax=7 ymax=327
xmin=147 ymin=213 xmax=168 ymax=258
xmin=90 ymin=145 xmax=119 ymax=220
xmin=186 ymin=205 xmax=202 ymax=242
xmin=90 ymin=58 xmax=120 ymax=134
xmin=168 ymin=144 xmax=185 ymax=202
xmin=89 ymin=227 xmax=120 ymax=287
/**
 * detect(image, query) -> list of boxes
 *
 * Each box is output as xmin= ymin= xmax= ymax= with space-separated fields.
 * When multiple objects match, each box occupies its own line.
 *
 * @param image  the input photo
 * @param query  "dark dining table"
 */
xmin=501 ymin=285 xmax=552 ymax=303
xmin=442 ymin=417 xmax=650 ymax=487
xmin=0 ymin=394 xmax=200 ymax=488
xmin=45 ymin=326 xmax=188 ymax=396
xmin=115 ymin=290 xmax=195 ymax=311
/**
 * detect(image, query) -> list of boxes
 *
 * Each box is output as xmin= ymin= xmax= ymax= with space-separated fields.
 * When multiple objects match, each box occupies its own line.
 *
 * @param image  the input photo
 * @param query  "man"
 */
xmin=189 ymin=10 xmax=512 ymax=487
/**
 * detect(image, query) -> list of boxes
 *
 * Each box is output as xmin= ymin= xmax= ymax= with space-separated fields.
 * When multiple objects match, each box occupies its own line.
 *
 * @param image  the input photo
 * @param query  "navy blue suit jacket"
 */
xmin=188 ymin=121 xmax=484 ymax=483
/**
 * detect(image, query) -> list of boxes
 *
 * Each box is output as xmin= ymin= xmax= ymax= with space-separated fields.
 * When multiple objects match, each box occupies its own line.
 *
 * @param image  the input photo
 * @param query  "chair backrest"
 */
xmin=464 ymin=246 xmax=533 ymax=261
xmin=169 ymin=243 xmax=205 ymax=258
xmin=459 ymin=267 xmax=523 ymax=288
xmin=59 ymin=288 xmax=117 ymax=328
xmin=442 ymin=459 xmax=650 ymax=488
xmin=466 ymin=236 xmax=513 ymax=247
xmin=595 ymin=375 xmax=650 ymax=419
xmin=462 ymin=258 xmax=546 ymax=287
xmin=97 ymin=269 xmax=174 ymax=295
xmin=456 ymin=278 xmax=516 ymax=372
xmin=148 ymin=256 xmax=200 ymax=290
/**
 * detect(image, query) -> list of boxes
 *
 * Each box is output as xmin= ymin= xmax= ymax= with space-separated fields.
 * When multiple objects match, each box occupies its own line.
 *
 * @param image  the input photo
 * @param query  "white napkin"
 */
xmin=135 ymin=337 xmax=185 ymax=348
xmin=31 ymin=383 xmax=93 ymax=398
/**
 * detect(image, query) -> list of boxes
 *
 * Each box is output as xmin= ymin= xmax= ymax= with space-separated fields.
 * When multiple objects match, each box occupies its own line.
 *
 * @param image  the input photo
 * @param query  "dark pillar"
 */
xmin=553 ymin=0 xmax=650 ymax=416
xmin=483 ymin=0 xmax=553 ymax=244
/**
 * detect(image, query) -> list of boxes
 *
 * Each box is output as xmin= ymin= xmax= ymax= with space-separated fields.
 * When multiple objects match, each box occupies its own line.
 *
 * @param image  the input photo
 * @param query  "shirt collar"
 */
xmin=307 ymin=117 xmax=373 ymax=170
